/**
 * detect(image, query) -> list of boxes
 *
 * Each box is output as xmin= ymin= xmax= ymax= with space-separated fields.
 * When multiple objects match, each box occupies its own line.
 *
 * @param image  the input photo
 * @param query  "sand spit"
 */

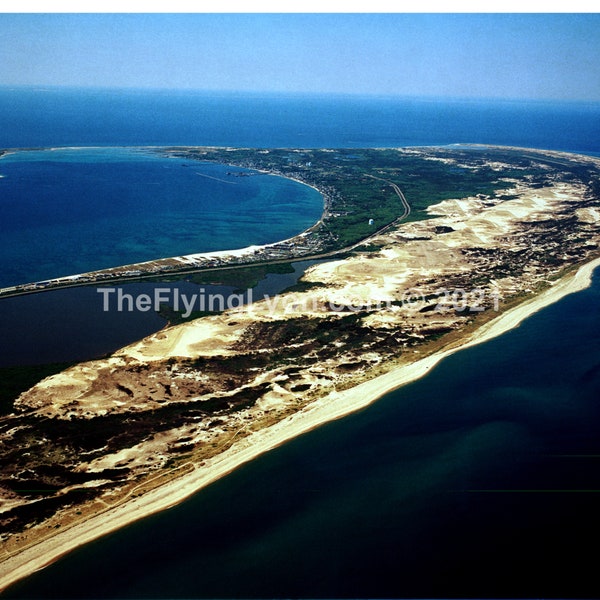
xmin=1 ymin=255 xmax=599 ymax=593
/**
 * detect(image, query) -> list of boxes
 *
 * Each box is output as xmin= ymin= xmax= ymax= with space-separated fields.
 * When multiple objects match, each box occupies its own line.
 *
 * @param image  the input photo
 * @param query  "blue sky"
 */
xmin=0 ymin=13 xmax=599 ymax=101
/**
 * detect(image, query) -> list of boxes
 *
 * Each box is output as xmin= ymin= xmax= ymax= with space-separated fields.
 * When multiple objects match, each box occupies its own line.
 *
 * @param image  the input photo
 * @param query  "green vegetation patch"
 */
xmin=167 ymin=146 xmax=583 ymax=252
xmin=181 ymin=262 xmax=295 ymax=290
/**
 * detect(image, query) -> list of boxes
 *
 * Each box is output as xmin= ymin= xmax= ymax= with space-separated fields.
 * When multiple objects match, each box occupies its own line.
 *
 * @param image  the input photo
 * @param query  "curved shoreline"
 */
xmin=0 ymin=146 xmax=328 ymax=297
xmin=2 ymin=255 xmax=599 ymax=593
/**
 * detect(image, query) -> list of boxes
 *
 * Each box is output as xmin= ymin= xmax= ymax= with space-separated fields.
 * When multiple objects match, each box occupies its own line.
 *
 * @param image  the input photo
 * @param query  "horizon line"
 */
xmin=1 ymin=84 xmax=599 ymax=105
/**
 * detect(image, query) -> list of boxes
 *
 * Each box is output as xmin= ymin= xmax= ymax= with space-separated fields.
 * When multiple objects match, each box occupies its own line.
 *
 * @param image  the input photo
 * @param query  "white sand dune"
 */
xmin=2 ymin=255 xmax=599 ymax=593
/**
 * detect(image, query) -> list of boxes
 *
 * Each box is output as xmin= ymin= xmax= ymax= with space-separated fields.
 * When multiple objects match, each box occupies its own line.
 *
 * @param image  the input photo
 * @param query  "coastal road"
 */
xmin=365 ymin=174 xmax=411 ymax=220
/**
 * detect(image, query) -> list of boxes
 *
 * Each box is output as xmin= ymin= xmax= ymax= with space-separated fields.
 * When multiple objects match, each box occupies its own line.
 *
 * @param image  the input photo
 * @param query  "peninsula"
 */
xmin=1 ymin=145 xmax=600 ymax=592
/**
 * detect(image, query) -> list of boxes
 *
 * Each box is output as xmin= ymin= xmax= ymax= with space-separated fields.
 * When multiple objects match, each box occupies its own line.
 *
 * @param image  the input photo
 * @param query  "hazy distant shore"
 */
xmin=2 ymin=255 xmax=599 ymax=594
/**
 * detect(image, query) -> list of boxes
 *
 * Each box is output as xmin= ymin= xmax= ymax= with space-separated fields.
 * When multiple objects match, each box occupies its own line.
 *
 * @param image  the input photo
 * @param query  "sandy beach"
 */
xmin=2 ymin=254 xmax=599 ymax=593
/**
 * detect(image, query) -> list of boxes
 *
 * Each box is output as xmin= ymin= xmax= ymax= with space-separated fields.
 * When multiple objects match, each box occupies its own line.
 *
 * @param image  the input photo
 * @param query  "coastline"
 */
xmin=0 ymin=146 xmax=329 ymax=298
xmin=3 ymin=143 xmax=597 ymax=300
xmin=2 ymin=255 xmax=599 ymax=594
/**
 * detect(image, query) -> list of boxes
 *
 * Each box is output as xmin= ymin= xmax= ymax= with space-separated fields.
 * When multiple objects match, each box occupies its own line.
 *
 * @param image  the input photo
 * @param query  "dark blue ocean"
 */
xmin=1 ymin=87 xmax=600 ymax=152
xmin=2 ymin=88 xmax=600 ymax=598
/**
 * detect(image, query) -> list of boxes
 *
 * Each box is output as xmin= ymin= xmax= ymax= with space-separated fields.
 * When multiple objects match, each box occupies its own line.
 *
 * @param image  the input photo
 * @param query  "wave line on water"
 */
xmin=194 ymin=171 xmax=238 ymax=184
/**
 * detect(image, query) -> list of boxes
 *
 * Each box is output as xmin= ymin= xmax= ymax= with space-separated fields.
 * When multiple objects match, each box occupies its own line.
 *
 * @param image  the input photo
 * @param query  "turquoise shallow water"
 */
xmin=0 ymin=147 xmax=323 ymax=288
